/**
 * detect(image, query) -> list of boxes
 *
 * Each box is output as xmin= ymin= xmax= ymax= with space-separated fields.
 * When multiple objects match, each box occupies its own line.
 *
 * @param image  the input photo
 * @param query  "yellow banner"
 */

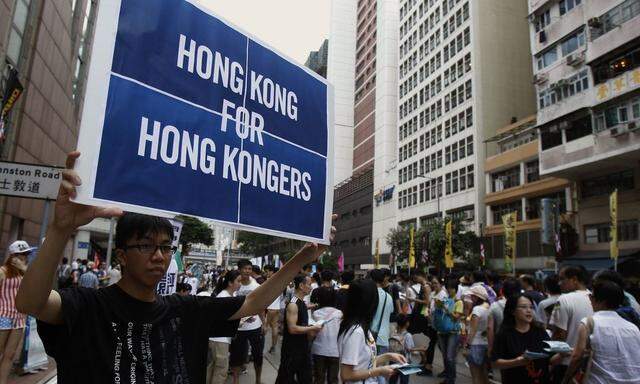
xmin=444 ymin=219 xmax=453 ymax=269
xmin=502 ymin=211 xmax=517 ymax=272
xmin=610 ymin=190 xmax=618 ymax=260
xmin=409 ymin=225 xmax=416 ymax=268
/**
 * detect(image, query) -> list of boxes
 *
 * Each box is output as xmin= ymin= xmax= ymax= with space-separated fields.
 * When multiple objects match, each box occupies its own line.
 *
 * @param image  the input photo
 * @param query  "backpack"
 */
xmin=57 ymin=264 xmax=72 ymax=286
xmin=388 ymin=332 xmax=407 ymax=355
xmin=432 ymin=298 xmax=461 ymax=334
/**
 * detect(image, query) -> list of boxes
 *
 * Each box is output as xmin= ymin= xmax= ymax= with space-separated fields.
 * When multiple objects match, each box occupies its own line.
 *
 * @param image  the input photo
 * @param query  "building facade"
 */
xmin=305 ymin=39 xmax=329 ymax=79
xmin=395 ymin=0 xmax=536 ymax=244
xmin=0 ymin=0 xmax=97 ymax=254
xmin=483 ymin=115 xmax=572 ymax=271
xmin=529 ymin=0 xmax=640 ymax=268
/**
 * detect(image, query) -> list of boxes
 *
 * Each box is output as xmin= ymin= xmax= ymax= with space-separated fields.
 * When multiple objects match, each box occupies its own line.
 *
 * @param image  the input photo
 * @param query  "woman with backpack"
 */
xmin=432 ymin=279 xmax=464 ymax=384
xmin=338 ymin=279 xmax=407 ymax=383
xmin=388 ymin=314 xmax=426 ymax=384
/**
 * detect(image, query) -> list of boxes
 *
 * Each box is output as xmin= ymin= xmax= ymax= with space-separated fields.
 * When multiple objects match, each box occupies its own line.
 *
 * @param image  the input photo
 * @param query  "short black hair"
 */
xmin=237 ymin=259 xmax=252 ymax=269
xmin=315 ymin=286 xmax=337 ymax=308
xmin=593 ymin=270 xmax=625 ymax=290
xmin=519 ymin=274 xmax=536 ymax=288
xmin=592 ymin=280 xmax=624 ymax=309
xmin=321 ymin=270 xmax=334 ymax=282
xmin=502 ymin=278 xmax=522 ymax=299
xmin=369 ymin=269 xmax=385 ymax=284
xmin=341 ymin=270 xmax=355 ymax=285
xmin=561 ymin=265 xmax=589 ymax=285
xmin=62 ymin=257 xmax=68 ymax=264
xmin=381 ymin=268 xmax=391 ymax=278
xmin=472 ymin=270 xmax=486 ymax=284
xmin=263 ymin=264 xmax=275 ymax=272
xmin=176 ymin=283 xmax=191 ymax=292
xmin=396 ymin=313 xmax=410 ymax=328
xmin=446 ymin=278 xmax=458 ymax=291
xmin=252 ymin=265 xmax=261 ymax=274
xmin=543 ymin=274 xmax=561 ymax=295
xmin=115 ymin=212 xmax=174 ymax=249
xmin=294 ymin=274 xmax=308 ymax=289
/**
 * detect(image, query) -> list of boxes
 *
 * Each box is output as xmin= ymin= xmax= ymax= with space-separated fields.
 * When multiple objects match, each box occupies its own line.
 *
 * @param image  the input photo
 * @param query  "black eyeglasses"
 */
xmin=124 ymin=244 xmax=176 ymax=256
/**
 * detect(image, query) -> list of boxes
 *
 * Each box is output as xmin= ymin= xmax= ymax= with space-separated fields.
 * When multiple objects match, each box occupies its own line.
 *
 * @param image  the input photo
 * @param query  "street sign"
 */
xmin=0 ymin=161 xmax=61 ymax=200
xmin=74 ymin=0 xmax=334 ymax=244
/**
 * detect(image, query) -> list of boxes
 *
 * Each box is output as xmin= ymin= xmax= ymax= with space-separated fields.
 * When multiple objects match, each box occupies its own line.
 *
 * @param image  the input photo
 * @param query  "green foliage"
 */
xmin=177 ymin=215 xmax=213 ymax=255
xmin=386 ymin=217 xmax=480 ymax=272
xmin=236 ymin=231 xmax=275 ymax=256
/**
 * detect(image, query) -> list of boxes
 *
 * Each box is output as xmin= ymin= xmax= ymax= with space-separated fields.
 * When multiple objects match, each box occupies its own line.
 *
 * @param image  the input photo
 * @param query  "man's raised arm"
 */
xmin=15 ymin=152 xmax=122 ymax=324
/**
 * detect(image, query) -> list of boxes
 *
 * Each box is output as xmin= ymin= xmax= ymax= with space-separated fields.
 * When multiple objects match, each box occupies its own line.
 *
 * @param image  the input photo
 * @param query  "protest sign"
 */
xmin=74 ymin=0 xmax=334 ymax=243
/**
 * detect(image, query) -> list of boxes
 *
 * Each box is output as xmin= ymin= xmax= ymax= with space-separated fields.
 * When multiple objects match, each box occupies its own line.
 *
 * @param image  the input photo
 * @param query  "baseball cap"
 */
xmin=8 ymin=240 xmax=34 ymax=255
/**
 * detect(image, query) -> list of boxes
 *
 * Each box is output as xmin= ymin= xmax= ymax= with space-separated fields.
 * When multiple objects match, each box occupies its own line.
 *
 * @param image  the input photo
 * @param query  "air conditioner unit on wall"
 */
xmin=628 ymin=120 xmax=640 ymax=132
xmin=566 ymin=53 xmax=585 ymax=67
xmin=610 ymin=124 xmax=629 ymax=137
xmin=588 ymin=17 xmax=602 ymax=28
xmin=533 ymin=73 xmax=548 ymax=85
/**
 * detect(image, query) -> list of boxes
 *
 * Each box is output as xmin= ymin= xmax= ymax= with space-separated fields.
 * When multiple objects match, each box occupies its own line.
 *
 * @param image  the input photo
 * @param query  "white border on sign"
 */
xmin=73 ymin=0 xmax=335 ymax=245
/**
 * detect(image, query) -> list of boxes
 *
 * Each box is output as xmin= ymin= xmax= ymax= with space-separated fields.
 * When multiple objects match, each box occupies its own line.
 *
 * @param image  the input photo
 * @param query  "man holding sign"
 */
xmin=15 ymin=152 xmax=334 ymax=383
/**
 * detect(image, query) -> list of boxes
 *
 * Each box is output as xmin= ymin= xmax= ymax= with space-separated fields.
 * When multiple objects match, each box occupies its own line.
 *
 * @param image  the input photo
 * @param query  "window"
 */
xmin=534 ymin=9 xmax=551 ymax=32
xmin=492 ymin=201 xmax=522 ymax=225
xmin=581 ymin=170 xmax=635 ymax=198
xmin=525 ymin=160 xmax=540 ymax=183
xmin=6 ymin=0 xmax=31 ymax=65
xmin=452 ymin=170 xmax=459 ymax=193
xmin=492 ymin=166 xmax=520 ymax=192
xmin=593 ymin=0 xmax=640 ymax=39
xmin=541 ymin=128 xmax=562 ymax=150
xmin=560 ymin=29 xmax=585 ymax=57
xmin=560 ymin=0 xmax=581 ymax=15
xmin=467 ymin=165 xmax=474 ymax=188
xmin=585 ymin=220 xmax=639 ymax=243
xmin=537 ymin=48 xmax=558 ymax=70
xmin=466 ymin=136 xmax=473 ymax=156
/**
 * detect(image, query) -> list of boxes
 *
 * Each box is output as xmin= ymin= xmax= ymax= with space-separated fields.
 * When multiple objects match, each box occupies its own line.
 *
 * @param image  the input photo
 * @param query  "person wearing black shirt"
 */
xmin=15 ymin=151 xmax=335 ymax=384
xmin=276 ymin=274 xmax=322 ymax=383
xmin=336 ymin=270 xmax=354 ymax=312
xmin=492 ymin=293 xmax=551 ymax=384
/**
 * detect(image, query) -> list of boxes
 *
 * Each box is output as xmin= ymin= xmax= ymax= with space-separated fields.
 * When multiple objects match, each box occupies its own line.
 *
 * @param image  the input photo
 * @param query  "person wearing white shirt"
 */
xmin=338 ymin=279 xmax=406 ymax=384
xmin=263 ymin=265 xmax=281 ymax=354
xmin=549 ymin=265 xmax=593 ymax=384
xmin=565 ymin=280 xmax=640 ymax=384
xmin=197 ymin=270 xmax=241 ymax=384
xmin=107 ymin=264 xmax=121 ymax=286
xmin=535 ymin=274 xmax=561 ymax=327
xmin=311 ymin=287 xmax=343 ymax=384
xmin=229 ymin=260 xmax=264 ymax=384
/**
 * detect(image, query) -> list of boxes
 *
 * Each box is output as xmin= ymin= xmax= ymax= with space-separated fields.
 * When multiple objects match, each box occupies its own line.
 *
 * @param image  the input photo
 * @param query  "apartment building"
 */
xmin=395 ymin=0 xmax=536 ymax=242
xmin=529 ymin=0 xmax=640 ymax=267
xmin=483 ymin=115 xmax=572 ymax=271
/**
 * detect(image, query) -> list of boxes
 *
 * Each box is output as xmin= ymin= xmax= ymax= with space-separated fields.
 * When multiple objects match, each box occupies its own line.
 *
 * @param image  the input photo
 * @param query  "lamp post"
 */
xmin=417 ymin=174 xmax=441 ymax=219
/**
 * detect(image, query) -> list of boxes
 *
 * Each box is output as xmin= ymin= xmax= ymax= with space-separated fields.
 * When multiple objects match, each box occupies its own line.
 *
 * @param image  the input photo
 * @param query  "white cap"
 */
xmin=8 ymin=240 xmax=34 ymax=255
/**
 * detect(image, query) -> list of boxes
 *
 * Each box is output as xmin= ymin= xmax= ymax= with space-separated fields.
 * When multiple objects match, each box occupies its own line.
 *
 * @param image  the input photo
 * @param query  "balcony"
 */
xmin=485 ymin=177 xmax=570 ymax=206
xmin=532 ymin=6 xmax=585 ymax=55
xmin=587 ymin=0 xmax=640 ymax=64
xmin=593 ymin=67 xmax=640 ymax=105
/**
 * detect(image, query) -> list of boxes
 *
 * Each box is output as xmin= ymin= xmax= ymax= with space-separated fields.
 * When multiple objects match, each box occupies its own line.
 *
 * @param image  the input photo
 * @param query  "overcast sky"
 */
xmin=199 ymin=0 xmax=331 ymax=64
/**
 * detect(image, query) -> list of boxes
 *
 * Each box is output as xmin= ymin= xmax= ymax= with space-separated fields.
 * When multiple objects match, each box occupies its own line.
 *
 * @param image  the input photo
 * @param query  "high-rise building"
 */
xmin=305 ymin=39 xmax=329 ymax=78
xmin=0 ymin=0 xmax=98 ymax=250
xmin=328 ymin=0 xmax=399 ymax=269
xmin=529 ymin=0 xmax=640 ymax=268
xmin=395 ymin=0 xmax=536 ymax=245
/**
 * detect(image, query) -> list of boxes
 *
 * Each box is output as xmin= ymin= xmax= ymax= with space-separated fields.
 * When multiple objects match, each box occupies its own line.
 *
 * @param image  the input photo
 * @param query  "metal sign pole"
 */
xmin=38 ymin=200 xmax=51 ymax=245
xmin=106 ymin=217 xmax=115 ymax=267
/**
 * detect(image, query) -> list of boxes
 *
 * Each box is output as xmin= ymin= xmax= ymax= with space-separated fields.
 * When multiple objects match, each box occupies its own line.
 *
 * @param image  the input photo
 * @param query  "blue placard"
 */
xmin=75 ymin=0 xmax=333 ymax=243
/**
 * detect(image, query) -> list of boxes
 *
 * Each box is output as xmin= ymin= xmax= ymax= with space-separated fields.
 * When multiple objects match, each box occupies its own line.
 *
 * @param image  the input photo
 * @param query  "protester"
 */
xmin=252 ymin=265 xmax=265 ymax=285
xmin=432 ymin=279 xmax=464 ymax=384
xmin=549 ymin=265 xmax=593 ymax=384
xmin=470 ymin=271 xmax=497 ymax=304
xmin=77 ymin=261 xmax=99 ymax=288
xmin=487 ymin=278 xmax=522 ymax=355
xmin=311 ymin=286 xmax=342 ymax=384
xmin=519 ymin=274 xmax=544 ymax=304
xmin=418 ymin=276 xmax=447 ymax=377
xmin=176 ymin=282 xmax=192 ymax=296
xmin=338 ymin=279 xmax=407 ymax=383
xmin=492 ymin=293 xmax=551 ymax=384
xmin=370 ymin=269 xmax=394 ymax=357
xmin=535 ymin=274 xmax=561 ymax=327
xmin=388 ymin=314 xmax=423 ymax=384
xmin=15 ymin=151 xmax=336 ymax=384
xmin=56 ymin=257 xmax=73 ymax=289
xmin=275 ymin=274 xmax=322 ymax=383
xmin=311 ymin=269 xmax=335 ymax=304
xmin=564 ymin=280 xmax=640 ymax=384
xmin=336 ymin=270 xmax=354 ymax=311
xmin=0 ymin=241 xmax=30 ymax=384
xmin=592 ymin=269 xmax=640 ymax=323
xmin=463 ymin=285 xmax=490 ymax=384
xmin=263 ymin=265 xmax=282 ymax=354
xmin=107 ymin=263 xmax=122 ymax=286
xmin=200 ymin=270 xmax=241 ymax=384
xmin=230 ymin=259 xmax=265 ymax=384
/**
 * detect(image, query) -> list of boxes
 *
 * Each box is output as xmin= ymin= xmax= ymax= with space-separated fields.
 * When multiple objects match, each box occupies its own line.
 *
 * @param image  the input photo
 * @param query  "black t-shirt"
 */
xmin=492 ymin=326 xmax=550 ymax=384
xmin=335 ymin=287 xmax=349 ymax=312
xmin=37 ymin=285 xmax=244 ymax=384
xmin=388 ymin=284 xmax=400 ymax=321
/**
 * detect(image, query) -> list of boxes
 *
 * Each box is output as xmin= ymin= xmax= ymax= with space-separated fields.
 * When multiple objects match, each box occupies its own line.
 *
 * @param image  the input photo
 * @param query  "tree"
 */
xmin=176 ymin=215 xmax=213 ymax=255
xmin=386 ymin=218 xmax=480 ymax=274
xmin=236 ymin=231 xmax=275 ymax=256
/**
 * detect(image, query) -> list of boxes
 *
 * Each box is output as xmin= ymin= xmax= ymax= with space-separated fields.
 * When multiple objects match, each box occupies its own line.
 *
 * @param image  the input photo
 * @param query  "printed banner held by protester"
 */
xmin=72 ymin=0 xmax=334 ymax=244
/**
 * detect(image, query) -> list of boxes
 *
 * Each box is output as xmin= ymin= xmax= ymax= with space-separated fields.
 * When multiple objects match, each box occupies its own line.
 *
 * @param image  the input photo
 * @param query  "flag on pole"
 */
xmin=479 ymin=242 xmax=485 ymax=267
xmin=444 ymin=220 xmax=453 ymax=269
xmin=338 ymin=251 xmax=344 ymax=272
xmin=94 ymin=252 xmax=100 ymax=269
xmin=374 ymin=239 xmax=380 ymax=267
xmin=610 ymin=189 xmax=618 ymax=261
xmin=409 ymin=226 xmax=416 ymax=268
xmin=174 ymin=249 xmax=184 ymax=272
